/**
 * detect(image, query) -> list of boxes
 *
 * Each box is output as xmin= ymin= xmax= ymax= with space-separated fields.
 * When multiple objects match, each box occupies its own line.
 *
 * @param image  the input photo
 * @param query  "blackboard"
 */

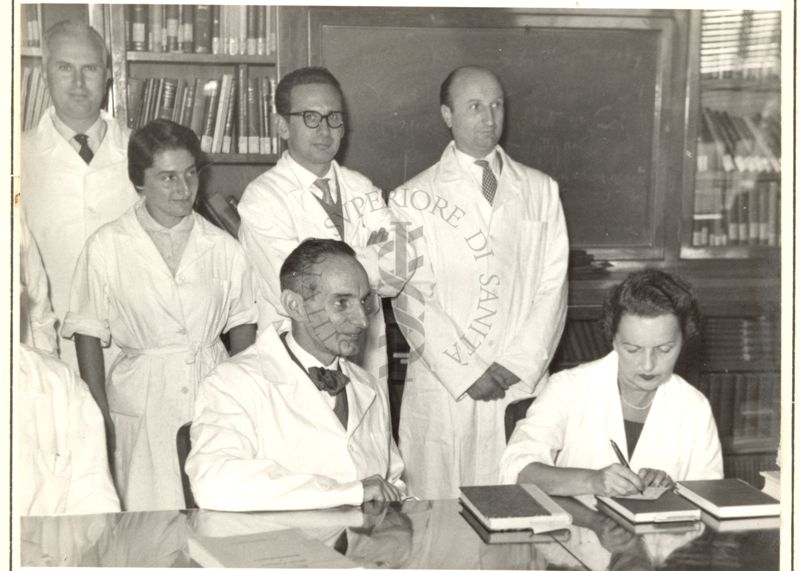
xmin=313 ymin=10 xmax=679 ymax=256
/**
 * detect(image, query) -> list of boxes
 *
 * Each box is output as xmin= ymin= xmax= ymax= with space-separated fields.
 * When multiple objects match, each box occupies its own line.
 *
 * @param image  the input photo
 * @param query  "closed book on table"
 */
xmin=597 ymin=499 xmax=702 ymax=534
xmin=596 ymin=491 xmax=701 ymax=524
xmin=460 ymin=508 xmax=571 ymax=545
xmin=699 ymin=510 xmax=780 ymax=533
xmin=459 ymin=484 xmax=571 ymax=532
xmin=676 ymin=479 xmax=780 ymax=519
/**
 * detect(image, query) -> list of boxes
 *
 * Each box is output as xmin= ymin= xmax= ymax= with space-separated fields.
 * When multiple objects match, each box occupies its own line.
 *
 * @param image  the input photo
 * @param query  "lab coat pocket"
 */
xmin=106 ymin=357 xmax=147 ymax=418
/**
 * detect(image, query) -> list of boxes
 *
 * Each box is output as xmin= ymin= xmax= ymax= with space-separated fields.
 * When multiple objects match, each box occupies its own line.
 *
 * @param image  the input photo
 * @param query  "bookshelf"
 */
xmin=681 ymin=10 xmax=781 ymax=260
xmin=107 ymin=5 xmax=281 ymax=170
xmin=20 ymin=5 xmax=48 ymax=133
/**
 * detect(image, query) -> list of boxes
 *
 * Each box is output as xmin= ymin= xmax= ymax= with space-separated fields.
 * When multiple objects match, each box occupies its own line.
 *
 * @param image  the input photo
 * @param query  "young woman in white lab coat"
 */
xmin=63 ymin=119 xmax=258 ymax=511
xmin=500 ymin=269 xmax=723 ymax=496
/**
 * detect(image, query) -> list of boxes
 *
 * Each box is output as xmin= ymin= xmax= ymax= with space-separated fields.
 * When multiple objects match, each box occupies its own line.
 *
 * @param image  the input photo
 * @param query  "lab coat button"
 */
xmin=181 ymin=387 xmax=189 ymax=394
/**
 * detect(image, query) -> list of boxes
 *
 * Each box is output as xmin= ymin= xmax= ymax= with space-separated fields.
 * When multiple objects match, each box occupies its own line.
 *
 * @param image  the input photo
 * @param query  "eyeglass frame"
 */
xmin=286 ymin=110 xmax=346 ymax=129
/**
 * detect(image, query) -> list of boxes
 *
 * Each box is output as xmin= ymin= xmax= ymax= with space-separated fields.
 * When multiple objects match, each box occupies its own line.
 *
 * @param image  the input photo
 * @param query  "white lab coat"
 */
xmin=20 ymin=216 xmax=58 ymax=354
xmin=21 ymin=107 xmax=138 ymax=372
xmin=186 ymin=324 xmax=406 ymax=512
xmin=238 ymin=153 xmax=410 ymax=386
xmin=391 ymin=142 xmax=569 ymax=498
xmin=499 ymin=351 xmax=724 ymax=485
xmin=62 ymin=204 xmax=258 ymax=511
xmin=17 ymin=344 xmax=120 ymax=516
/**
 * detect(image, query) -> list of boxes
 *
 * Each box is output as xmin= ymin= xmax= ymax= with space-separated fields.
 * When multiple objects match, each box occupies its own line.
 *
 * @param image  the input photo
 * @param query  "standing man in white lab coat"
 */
xmin=21 ymin=20 xmax=137 ymax=372
xmin=187 ymin=239 xmax=405 ymax=511
xmin=391 ymin=65 xmax=569 ymax=499
xmin=238 ymin=66 xmax=408 ymax=387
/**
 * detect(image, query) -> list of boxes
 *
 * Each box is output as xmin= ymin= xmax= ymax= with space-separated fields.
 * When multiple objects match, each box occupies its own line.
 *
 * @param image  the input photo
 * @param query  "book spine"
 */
xmin=269 ymin=78 xmax=277 ymax=153
xmin=211 ymin=6 xmax=221 ymax=55
xmin=246 ymin=6 xmax=258 ymax=56
xmin=228 ymin=6 xmax=239 ymax=56
xmin=256 ymin=6 xmax=266 ymax=56
xmin=239 ymin=6 xmax=248 ymax=57
xmin=268 ymin=6 xmax=277 ymax=54
xmin=222 ymin=78 xmax=237 ymax=153
xmin=180 ymin=5 xmax=194 ymax=53
xmin=212 ymin=74 xmax=233 ymax=153
xmin=165 ymin=6 xmax=180 ymax=52
xmin=189 ymin=78 xmax=205 ymax=138
xmin=181 ymin=80 xmax=196 ymax=127
xmin=247 ymin=77 xmax=260 ymax=154
xmin=237 ymin=65 xmax=249 ymax=153
xmin=130 ymin=5 xmax=148 ymax=51
xmin=194 ymin=5 xmax=212 ymax=54
xmin=172 ymin=80 xmax=186 ymax=123
xmin=200 ymin=79 xmax=221 ymax=153
xmin=766 ymin=181 xmax=778 ymax=246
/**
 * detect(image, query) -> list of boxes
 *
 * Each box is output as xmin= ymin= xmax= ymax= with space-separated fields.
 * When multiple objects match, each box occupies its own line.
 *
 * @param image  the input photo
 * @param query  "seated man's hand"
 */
xmin=466 ymin=369 xmax=506 ymax=401
xmin=367 ymin=227 xmax=389 ymax=246
xmin=487 ymin=362 xmax=522 ymax=390
xmin=591 ymin=464 xmax=645 ymax=497
xmin=362 ymin=474 xmax=402 ymax=503
xmin=637 ymin=468 xmax=673 ymax=488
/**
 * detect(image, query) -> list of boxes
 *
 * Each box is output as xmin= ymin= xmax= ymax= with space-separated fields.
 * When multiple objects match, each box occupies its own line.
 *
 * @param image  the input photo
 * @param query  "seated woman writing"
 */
xmin=500 ymin=269 xmax=723 ymax=497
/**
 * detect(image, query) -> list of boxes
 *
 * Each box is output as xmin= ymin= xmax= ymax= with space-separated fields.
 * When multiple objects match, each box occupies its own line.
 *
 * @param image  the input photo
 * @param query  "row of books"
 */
xmin=21 ymin=66 xmax=52 ymax=132
xmin=128 ymin=66 xmax=278 ymax=155
xmin=126 ymin=5 xmax=277 ymax=56
xmin=22 ymin=4 xmax=42 ymax=48
xmin=697 ymin=108 xmax=780 ymax=174
xmin=555 ymin=320 xmax=609 ymax=365
xmin=692 ymin=174 xmax=779 ymax=247
xmin=700 ymin=315 xmax=779 ymax=365
xmin=694 ymin=372 xmax=779 ymax=443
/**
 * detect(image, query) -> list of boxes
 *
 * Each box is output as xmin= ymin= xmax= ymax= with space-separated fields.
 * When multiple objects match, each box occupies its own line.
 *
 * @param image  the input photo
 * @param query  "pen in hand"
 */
xmin=610 ymin=439 xmax=644 ymax=493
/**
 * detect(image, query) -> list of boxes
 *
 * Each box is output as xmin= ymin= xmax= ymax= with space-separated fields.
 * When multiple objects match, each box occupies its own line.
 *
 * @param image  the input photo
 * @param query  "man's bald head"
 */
xmin=439 ymin=66 xmax=503 ymax=109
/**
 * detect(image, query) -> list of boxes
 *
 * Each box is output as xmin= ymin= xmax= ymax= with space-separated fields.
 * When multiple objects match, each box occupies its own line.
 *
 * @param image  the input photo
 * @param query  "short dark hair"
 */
xmin=128 ymin=119 xmax=203 ymax=188
xmin=440 ymin=65 xmax=502 ymax=108
xmin=279 ymin=238 xmax=357 ymax=295
xmin=601 ymin=269 xmax=701 ymax=343
xmin=275 ymin=66 xmax=344 ymax=117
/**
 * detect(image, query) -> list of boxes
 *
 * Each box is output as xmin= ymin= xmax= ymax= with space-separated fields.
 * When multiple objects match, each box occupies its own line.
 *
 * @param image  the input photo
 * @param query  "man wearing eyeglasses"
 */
xmin=238 ymin=66 xmax=407 ymax=390
xmin=187 ymin=239 xmax=405 ymax=510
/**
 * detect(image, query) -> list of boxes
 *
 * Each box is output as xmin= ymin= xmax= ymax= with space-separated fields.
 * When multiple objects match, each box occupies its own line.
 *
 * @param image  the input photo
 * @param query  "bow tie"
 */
xmin=308 ymin=367 xmax=350 ymax=396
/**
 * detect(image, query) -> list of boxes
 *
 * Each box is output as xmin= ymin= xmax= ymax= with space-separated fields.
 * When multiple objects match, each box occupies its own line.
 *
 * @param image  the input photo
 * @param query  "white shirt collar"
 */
xmin=452 ymin=145 xmax=501 ymax=177
xmin=51 ymin=111 xmax=107 ymax=152
xmin=284 ymin=152 xmax=338 ymax=200
xmin=286 ymin=331 xmax=339 ymax=371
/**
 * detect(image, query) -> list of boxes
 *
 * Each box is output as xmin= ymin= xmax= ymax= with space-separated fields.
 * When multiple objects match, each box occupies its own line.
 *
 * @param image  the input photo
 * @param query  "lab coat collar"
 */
xmin=34 ymin=107 xmax=128 ymax=165
xmin=255 ymin=325 xmax=377 ymax=435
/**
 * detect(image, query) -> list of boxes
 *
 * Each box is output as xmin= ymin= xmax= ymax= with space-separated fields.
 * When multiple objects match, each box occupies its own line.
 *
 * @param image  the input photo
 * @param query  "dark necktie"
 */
xmin=308 ymin=366 xmax=350 ymax=429
xmin=74 ymin=133 xmax=94 ymax=164
xmin=314 ymin=178 xmax=335 ymax=206
xmin=475 ymin=159 xmax=497 ymax=205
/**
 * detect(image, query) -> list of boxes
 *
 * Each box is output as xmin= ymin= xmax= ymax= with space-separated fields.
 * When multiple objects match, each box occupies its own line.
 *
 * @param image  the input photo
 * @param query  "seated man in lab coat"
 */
xmin=22 ymin=20 xmax=137 ymax=372
xmin=18 ymin=228 xmax=120 ymax=516
xmin=186 ymin=239 xmax=406 ymax=511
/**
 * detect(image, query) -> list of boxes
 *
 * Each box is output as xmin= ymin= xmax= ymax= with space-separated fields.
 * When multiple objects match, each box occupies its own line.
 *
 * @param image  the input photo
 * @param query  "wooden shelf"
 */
xmin=723 ymin=436 xmax=779 ymax=455
xmin=700 ymin=77 xmax=781 ymax=93
xmin=127 ymin=52 xmax=277 ymax=65
xmin=680 ymin=245 xmax=780 ymax=260
xmin=699 ymin=361 xmax=780 ymax=374
xmin=203 ymin=153 xmax=279 ymax=165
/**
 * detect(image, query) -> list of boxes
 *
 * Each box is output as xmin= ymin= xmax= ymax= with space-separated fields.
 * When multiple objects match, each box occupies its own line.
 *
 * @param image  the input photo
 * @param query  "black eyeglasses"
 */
xmin=286 ymin=110 xmax=345 ymax=129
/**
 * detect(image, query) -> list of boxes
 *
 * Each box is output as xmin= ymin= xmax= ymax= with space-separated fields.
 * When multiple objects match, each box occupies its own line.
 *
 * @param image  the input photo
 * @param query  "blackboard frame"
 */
xmin=300 ymin=8 xmax=689 ymax=262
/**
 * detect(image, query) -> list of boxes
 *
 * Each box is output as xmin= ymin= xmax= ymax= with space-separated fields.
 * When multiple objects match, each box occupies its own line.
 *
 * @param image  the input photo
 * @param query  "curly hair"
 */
xmin=601 ymin=269 xmax=701 ymax=343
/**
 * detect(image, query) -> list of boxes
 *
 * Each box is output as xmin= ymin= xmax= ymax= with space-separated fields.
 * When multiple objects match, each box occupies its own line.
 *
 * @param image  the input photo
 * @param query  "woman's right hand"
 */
xmin=590 ymin=464 xmax=645 ymax=496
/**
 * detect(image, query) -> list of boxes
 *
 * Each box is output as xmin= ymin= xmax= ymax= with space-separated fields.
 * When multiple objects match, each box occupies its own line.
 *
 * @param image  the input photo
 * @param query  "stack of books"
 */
xmin=128 ymin=67 xmax=277 ymax=155
xmin=126 ymin=5 xmax=278 ymax=56
xmin=20 ymin=66 xmax=52 ymax=131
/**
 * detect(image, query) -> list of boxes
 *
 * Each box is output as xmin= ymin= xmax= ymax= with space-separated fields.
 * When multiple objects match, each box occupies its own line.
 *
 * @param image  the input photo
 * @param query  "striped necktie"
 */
xmin=314 ymin=178 xmax=334 ymax=207
xmin=474 ymin=159 xmax=497 ymax=205
xmin=74 ymin=134 xmax=94 ymax=164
